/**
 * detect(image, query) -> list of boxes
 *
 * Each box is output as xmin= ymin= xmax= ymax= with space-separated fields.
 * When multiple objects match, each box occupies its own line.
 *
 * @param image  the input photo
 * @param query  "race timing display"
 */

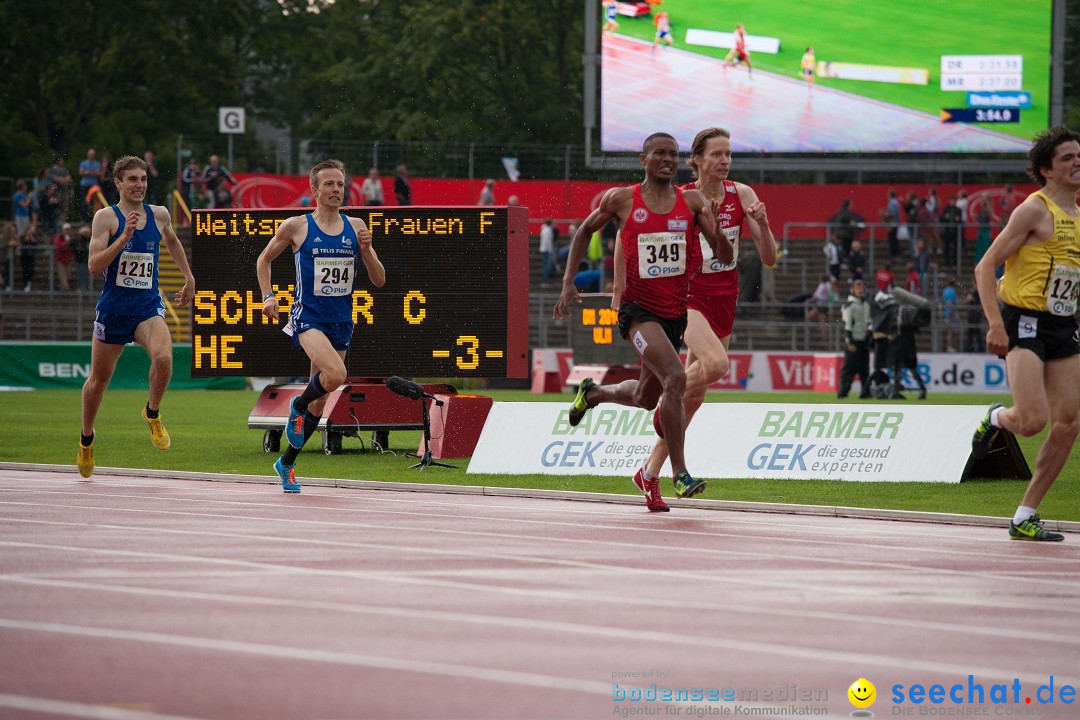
xmin=190 ymin=207 xmax=529 ymax=378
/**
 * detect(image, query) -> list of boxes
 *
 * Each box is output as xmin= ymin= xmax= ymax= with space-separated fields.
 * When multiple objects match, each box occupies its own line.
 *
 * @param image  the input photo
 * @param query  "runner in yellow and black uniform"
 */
xmin=972 ymin=126 xmax=1080 ymax=542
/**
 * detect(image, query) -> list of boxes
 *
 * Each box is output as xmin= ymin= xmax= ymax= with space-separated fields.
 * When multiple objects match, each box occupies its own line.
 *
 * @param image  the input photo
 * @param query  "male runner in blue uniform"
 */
xmin=257 ymin=159 xmax=386 ymax=493
xmin=77 ymin=155 xmax=196 ymax=478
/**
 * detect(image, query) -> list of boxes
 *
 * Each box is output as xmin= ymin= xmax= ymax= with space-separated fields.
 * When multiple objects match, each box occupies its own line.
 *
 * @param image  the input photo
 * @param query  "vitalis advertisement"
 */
xmin=467 ymin=404 xmax=989 ymax=483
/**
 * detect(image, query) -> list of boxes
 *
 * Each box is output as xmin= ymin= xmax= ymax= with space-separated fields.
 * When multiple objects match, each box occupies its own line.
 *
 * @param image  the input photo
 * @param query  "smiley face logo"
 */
xmin=848 ymin=678 xmax=876 ymax=709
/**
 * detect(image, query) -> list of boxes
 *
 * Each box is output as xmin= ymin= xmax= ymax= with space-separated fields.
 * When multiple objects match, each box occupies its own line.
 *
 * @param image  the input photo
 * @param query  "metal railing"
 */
xmin=782 ymin=221 xmax=987 ymax=288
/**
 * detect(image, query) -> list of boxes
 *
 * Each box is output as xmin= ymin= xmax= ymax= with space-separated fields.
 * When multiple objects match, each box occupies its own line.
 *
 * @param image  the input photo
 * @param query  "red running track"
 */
xmin=0 ymin=468 xmax=1078 ymax=720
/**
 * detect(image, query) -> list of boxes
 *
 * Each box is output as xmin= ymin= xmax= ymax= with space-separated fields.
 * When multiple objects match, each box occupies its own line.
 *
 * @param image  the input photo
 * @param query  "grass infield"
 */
xmin=613 ymin=0 xmax=1049 ymax=141
xmin=3 ymin=388 xmax=1075 ymax=522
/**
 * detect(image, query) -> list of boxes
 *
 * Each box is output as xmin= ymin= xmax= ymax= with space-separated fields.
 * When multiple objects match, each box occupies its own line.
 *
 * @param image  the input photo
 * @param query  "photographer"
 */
xmin=838 ymin=278 xmax=872 ymax=399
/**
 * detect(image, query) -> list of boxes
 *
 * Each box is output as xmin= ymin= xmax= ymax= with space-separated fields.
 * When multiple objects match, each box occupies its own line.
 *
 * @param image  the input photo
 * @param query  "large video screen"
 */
xmin=600 ymin=0 xmax=1052 ymax=153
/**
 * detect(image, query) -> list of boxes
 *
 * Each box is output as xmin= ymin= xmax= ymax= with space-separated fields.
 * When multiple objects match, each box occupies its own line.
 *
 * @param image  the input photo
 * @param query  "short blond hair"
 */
xmin=309 ymin=159 xmax=346 ymax=190
xmin=113 ymin=155 xmax=147 ymax=182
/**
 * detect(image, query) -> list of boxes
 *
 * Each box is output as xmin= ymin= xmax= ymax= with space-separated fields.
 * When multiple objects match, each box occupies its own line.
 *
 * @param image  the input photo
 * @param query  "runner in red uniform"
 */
xmin=553 ymin=132 xmax=731 ymax=504
xmin=724 ymin=23 xmax=753 ymax=77
xmin=629 ymin=127 xmax=778 ymax=510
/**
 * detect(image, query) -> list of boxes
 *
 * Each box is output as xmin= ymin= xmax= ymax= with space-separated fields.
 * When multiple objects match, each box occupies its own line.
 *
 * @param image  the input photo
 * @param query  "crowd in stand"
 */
xmin=5 ymin=149 xmax=237 ymax=292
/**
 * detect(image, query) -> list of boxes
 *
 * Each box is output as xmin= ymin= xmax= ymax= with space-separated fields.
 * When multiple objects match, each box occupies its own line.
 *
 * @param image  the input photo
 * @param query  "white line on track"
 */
xmin=2 ymin=498 xmax=1078 ymax=597
xmin=2 ymin=530 xmax=1079 ymax=651
xmin=0 ymin=693 xmax=208 ymax=720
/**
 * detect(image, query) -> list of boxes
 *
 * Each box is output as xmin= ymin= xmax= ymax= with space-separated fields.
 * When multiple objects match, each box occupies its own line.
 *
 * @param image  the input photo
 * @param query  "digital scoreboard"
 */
xmin=190 ymin=207 xmax=529 ymax=378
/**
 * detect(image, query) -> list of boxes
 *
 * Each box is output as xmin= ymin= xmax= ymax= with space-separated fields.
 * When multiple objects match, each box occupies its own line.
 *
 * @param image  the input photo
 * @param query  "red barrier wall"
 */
xmin=231 ymin=173 xmax=1037 ymax=239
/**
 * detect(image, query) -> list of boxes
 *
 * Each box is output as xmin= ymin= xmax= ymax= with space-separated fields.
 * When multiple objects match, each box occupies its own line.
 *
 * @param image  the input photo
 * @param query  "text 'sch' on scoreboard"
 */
xmin=190 ymin=207 xmax=529 ymax=378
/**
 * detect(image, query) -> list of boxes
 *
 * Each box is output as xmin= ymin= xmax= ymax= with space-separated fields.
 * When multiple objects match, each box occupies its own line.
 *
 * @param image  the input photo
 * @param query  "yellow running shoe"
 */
xmin=77 ymin=440 xmax=94 ymax=478
xmin=142 ymin=407 xmax=171 ymax=450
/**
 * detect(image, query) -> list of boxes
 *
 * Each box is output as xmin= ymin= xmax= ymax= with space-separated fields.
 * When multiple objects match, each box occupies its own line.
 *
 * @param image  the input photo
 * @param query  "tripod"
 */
xmin=409 ymin=397 xmax=458 ymax=470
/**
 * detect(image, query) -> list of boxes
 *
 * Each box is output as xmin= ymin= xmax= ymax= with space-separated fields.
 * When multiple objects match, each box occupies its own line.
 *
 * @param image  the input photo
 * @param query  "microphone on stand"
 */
xmin=385 ymin=375 xmax=438 ymax=402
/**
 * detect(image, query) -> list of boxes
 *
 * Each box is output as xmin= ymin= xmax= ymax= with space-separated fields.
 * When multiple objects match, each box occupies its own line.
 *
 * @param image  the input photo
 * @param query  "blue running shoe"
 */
xmin=673 ymin=470 xmax=706 ymax=499
xmin=274 ymin=457 xmax=301 ymax=493
xmin=285 ymin=397 xmax=305 ymax=448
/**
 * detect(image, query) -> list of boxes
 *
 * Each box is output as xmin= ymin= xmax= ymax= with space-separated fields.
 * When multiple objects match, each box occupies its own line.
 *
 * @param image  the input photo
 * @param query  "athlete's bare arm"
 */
xmin=155 ymin=205 xmax=195 ymax=307
xmin=349 ymin=216 xmax=386 ymax=288
xmin=684 ymin=189 xmax=733 ymax=265
xmin=87 ymin=206 xmax=130 ymax=275
xmin=736 ymin=183 xmax=778 ymax=267
xmin=973 ymin=195 xmax=1054 ymax=356
xmin=553 ymin=186 xmax=633 ymax=319
xmin=257 ymin=215 xmax=307 ymax=321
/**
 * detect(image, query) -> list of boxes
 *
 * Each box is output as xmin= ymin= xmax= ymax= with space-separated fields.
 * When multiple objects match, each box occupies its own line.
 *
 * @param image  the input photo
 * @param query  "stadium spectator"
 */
xmin=998 ymin=182 xmax=1016 ymax=230
xmin=13 ymin=180 xmax=31 ymax=238
xmin=941 ymin=195 xmax=963 ymax=265
xmin=554 ymin=132 xmax=731 ymax=508
xmin=257 ymin=159 xmax=386 ymax=494
xmin=924 ymin=259 xmax=942 ymax=301
xmin=78 ymin=155 xmax=196 ymax=480
xmin=914 ymin=238 xmax=931 ymax=279
xmin=361 ymin=168 xmax=384 ymax=206
xmin=478 ymin=179 xmax=496 ymax=206
xmin=806 ymin=274 xmax=837 ymax=340
xmin=202 ymin=155 xmax=236 ymax=208
xmin=882 ymin=189 xmax=902 ymax=260
xmin=942 ymin=276 xmax=960 ymax=352
xmin=903 ymin=261 xmax=921 ymax=296
xmin=838 ymin=277 xmax=872 ymax=399
xmin=180 ymin=158 xmax=202 ymax=203
xmin=33 ymin=168 xmax=51 ymax=232
xmin=48 ymin=155 xmax=73 ymax=224
xmin=824 ymin=234 xmax=841 ymax=280
xmin=394 ymin=163 xmax=411 ymax=205
xmin=828 ymin=198 xmax=862 ymax=258
xmin=143 ymin=151 xmax=160 ymax=204
xmin=507 ymin=195 xmax=520 ymax=207
xmin=53 ymin=222 xmax=75 ymax=290
xmin=925 ymin=187 xmax=939 ymax=217
xmin=190 ymin=185 xmax=212 ymax=210
xmin=915 ymin=196 xmax=941 ymax=256
xmin=847 ymin=240 xmax=866 ymax=280
xmin=78 ymin=148 xmax=102 ymax=221
xmin=903 ymin=190 xmax=919 ymax=256
xmin=539 ymin=218 xmax=557 ymax=287
xmin=19 ymin=224 xmax=38 ymax=292
xmin=874 ymin=261 xmax=894 ymax=293
xmin=73 ymin=225 xmax=91 ymax=291
xmin=972 ymin=126 xmax=1080 ymax=542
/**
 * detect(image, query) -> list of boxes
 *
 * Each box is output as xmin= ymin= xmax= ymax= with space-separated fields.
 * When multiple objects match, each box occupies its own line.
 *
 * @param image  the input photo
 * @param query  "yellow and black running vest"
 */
xmin=998 ymin=191 xmax=1080 ymax=316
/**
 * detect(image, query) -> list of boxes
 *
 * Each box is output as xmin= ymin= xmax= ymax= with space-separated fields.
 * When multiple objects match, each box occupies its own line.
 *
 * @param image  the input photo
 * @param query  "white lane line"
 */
xmin=0 ymin=618 xmax=611 ymax=695
xmin=2 ymin=501 xmax=1079 ymax=594
xmin=3 ymin=483 xmax=1070 ymax=556
xmin=0 ymin=694 xmax=207 ymax=720
xmin=4 ymin=571 xmax=1080 ymax=649
xmin=4 ymin=516 xmax=1079 ymax=613
xmin=0 ymin=613 xmax=1073 ymax=690
xmin=2 ymin=531 xmax=1078 ymax=642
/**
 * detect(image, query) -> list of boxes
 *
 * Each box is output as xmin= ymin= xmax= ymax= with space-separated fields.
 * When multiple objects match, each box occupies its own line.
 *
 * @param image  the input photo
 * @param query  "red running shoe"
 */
xmin=632 ymin=467 xmax=670 ymax=512
xmin=652 ymin=396 xmax=664 ymax=439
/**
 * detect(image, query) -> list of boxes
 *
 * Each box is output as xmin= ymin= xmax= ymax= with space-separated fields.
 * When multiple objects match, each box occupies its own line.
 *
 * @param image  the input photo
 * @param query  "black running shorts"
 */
xmin=1002 ymin=303 xmax=1080 ymax=362
xmin=617 ymin=301 xmax=687 ymax=351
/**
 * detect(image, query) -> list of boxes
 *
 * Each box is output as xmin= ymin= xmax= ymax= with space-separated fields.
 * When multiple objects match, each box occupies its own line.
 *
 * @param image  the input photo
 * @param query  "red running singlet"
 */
xmin=681 ymin=180 xmax=745 ymax=296
xmin=620 ymin=184 xmax=699 ymax=319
